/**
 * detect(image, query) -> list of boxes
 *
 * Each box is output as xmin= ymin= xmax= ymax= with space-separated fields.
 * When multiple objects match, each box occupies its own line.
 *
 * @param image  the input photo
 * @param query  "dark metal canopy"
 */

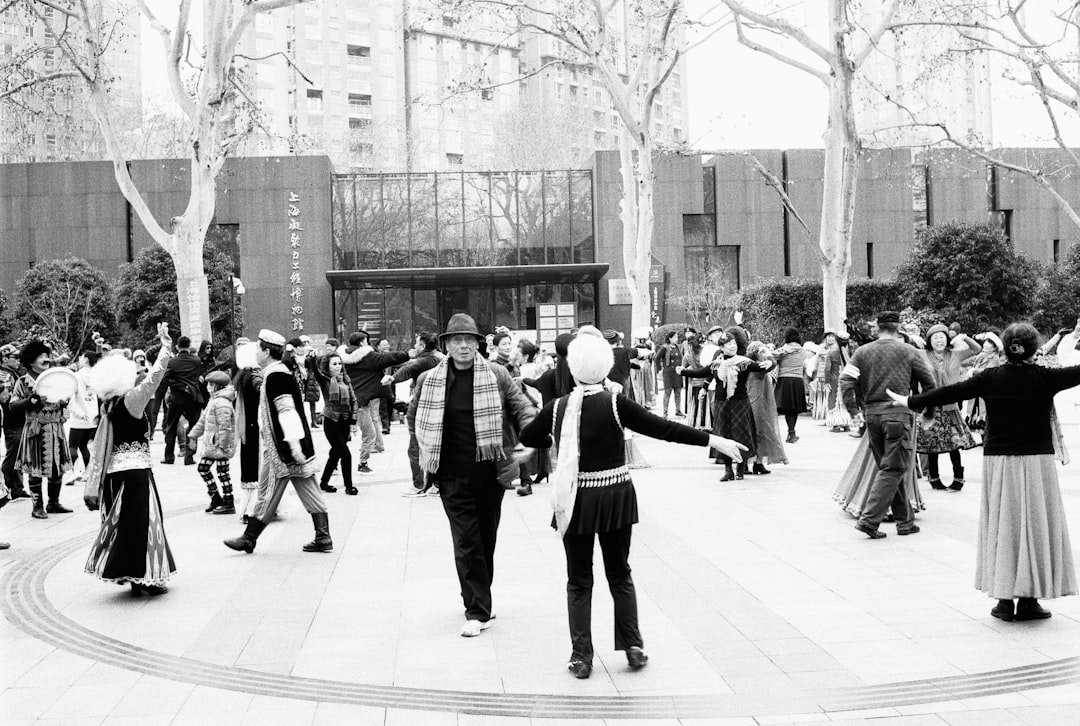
xmin=326 ymin=263 xmax=609 ymax=289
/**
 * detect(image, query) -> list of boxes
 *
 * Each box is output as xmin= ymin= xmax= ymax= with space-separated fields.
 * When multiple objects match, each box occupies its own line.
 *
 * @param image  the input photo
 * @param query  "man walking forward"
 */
xmin=840 ymin=311 xmax=936 ymax=538
xmin=224 ymin=329 xmax=332 ymax=554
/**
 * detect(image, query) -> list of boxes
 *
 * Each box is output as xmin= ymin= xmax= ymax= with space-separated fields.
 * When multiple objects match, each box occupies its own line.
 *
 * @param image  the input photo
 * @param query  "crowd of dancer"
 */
xmin=0 ymin=307 xmax=1077 ymax=675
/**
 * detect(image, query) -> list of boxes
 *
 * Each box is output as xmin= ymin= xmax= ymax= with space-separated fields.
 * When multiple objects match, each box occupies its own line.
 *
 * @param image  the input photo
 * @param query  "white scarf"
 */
xmin=550 ymin=383 xmax=604 ymax=537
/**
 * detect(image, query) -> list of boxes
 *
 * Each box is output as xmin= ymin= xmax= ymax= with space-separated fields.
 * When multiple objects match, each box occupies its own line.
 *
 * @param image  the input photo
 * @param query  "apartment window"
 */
xmin=349 ymin=117 xmax=371 ymax=130
xmin=593 ymin=111 xmax=605 ymax=126
xmin=347 ymin=44 xmax=370 ymax=65
xmin=442 ymin=14 xmax=457 ymax=28
xmin=307 ymin=89 xmax=323 ymax=113
xmin=594 ymin=131 xmax=605 ymax=145
xmin=1054 ymin=239 xmax=1061 ymax=264
xmin=348 ymin=93 xmax=371 ymax=112
xmin=446 ymin=153 xmax=463 ymax=166
xmin=555 ymin=83 xmax=563 ymax=99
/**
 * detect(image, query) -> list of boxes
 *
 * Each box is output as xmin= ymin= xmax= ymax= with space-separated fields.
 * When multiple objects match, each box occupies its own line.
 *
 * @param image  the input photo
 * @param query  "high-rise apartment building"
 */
xmin=239 ymin=0 xmax=689 ymax=172
xmin=0 ymin=1 xmax=142 ymax=163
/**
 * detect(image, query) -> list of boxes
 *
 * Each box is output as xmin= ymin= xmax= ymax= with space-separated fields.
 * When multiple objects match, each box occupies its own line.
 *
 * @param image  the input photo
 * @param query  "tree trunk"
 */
xmin=619 ymin=129 xmax=655 ymax=334
xmin=819 ymin=0 xmax=860 ymax=335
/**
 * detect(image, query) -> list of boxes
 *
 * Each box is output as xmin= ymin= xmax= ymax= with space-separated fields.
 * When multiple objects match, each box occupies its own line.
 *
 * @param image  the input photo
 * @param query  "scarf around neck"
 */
xmin=551 ymin=383 xmax=603 ymax=537
xmin=328 ymin=373 xmax=349 ymax=404
xmin=415 ymin=354 xmax=504 ymax=474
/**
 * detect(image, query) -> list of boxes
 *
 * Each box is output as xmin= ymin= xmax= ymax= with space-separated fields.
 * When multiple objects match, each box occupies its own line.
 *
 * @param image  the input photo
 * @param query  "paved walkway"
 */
xmin=3 ymin=408 xmax=1080 ymax=725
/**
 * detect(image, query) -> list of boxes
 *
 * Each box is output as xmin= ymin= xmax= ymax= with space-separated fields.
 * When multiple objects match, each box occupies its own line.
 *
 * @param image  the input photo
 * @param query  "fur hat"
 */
xmin=982 ymin=331 xmax=1004 ymax=353
xmin=132 ymin=349 xmax=147 ymax=362
xmin=568 ymin=331 xmax=615 ymax=385
xmin=235 ymin=342 xmax=259 ymax=370
xmin=88 ymin=354 xmax=138 ymax=400
xmin=20 ymin=340 xmax=51 ymax=370
xmin=205 ymin=371 xmax=230 ymax=388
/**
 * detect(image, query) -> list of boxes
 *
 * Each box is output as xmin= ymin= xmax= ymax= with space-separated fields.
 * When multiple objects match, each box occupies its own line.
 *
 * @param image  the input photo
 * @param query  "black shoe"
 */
xmin=320 ymin=482 xmax=338 ymax=493
xmin=948 ymin=479 xmax=965 ymax=492
xmin=45 ymin=501 xmax=72 ymax=514
xmin=31 ymin=507 xmax=48 ymax=519
xmin=627 ymin=646 xmax=649 ymax=669
xmin=205 ymin=494 xmax=224 ymax=513
xmin=517 ymin=483 xmax=533 ymax=497
xmin=991 ymin=599 xmax=1015 ymax=621
xmin=130 ymin=582 xmax=168 ymax=596
xmin=9 ymin=489 xmax=30 ymax=500
xmin=567 ymin=660 xmax=592 ymax=679
xmin=785 ymin=432 xmax=798 ymax=443
xmin=1015 ymin=598 xmax=1052 ymax=621
xmin=183 ymin=456 xmax=196 ymax=466
xmin=719 ymin=470 xmax=735 ymax=482
xmin=302 ymin=513 xmax=333 ymax=553
xmin=928 ymin=477 xmax=946 ymax=490
xmin=897 ymin=524 xmax=920 ymax=535
xmin=345 ymin=486 xmax=359 ymax=495
xmin=382 ymin=428 xmax=390 ymax=435
xmin=160 ymin=458 xmax=174 ymax=465
xmin=212 ymin=501 xmax=236 ymax=515
xmin=752 ymin=463 xmax=771 ymax=475
xmin=224 ymin=518 xmax=266 ymax=554
xmin=855 ymin=521 xmax=886 ymax=539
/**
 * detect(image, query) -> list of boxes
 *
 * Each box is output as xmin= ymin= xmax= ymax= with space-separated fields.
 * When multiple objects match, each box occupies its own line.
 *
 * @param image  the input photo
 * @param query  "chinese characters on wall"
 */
xmin=288 ymin=192 xmax=304 ymax=331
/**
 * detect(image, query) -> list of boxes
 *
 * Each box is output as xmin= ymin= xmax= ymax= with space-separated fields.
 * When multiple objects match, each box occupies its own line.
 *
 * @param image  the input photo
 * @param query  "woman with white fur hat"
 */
xmin=83 ymin=323 xmax=176 ymax=596
xmin=518 ymin=329 xmax=746 ymax=680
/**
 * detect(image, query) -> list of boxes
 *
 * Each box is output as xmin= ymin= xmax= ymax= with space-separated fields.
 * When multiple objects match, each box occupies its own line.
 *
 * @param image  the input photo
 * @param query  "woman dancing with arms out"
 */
xmin=84 ymin=324 xmax=177 ymax=596
xmin=888 ymin=323 xmax=1078 ymax=622
xmin=517 ymin=329 xmax=747 ymax=679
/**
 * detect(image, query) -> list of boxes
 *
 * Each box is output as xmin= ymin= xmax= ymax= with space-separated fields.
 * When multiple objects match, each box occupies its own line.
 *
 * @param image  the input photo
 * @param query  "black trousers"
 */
xmin=163 ymin=394 xmax=202 ymax=459
xmin=2 ymin=427 xmax=24 ymax=495
xmin=437 ymin=463 xmax=504 ymax=621
xmin=321 ymin=417 xmax=353 ymax=488
xmin=68 ymin=428 xmax=95 ymax=467
xmin=563 ymin=526 xmax=642 ymax=664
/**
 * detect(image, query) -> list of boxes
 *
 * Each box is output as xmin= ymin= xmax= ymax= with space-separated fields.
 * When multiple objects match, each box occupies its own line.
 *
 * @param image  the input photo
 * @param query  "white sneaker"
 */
xmin=460 ymin=619 xmax=492 ymax=637
xmin=425 ymin=486 xmax=440 ymax=497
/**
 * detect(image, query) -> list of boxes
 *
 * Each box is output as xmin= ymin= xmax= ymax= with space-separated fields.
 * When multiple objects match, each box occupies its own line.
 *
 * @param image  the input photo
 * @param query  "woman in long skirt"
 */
xmin=773 ymin=328 xmax=810 ymax=443
xmin=833 ymin=426 xmax=924 ymax=518
xmin=84 ymin=326 xmax=176 ymax=596
xmin=892 ymin=323 xmax=1078 ymax=621
xmin=232 ymin=341 xmax=262 ymax=522
xmin=745 ymin=341 xmax=786 ymax=474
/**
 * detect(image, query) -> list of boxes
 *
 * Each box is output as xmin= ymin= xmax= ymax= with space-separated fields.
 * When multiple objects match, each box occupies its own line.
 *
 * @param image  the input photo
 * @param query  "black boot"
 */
xmin=206 ymin=492 xmax=224 ymax=513
xmin=948 ymin=465 xmax=965 ymax=492
xmin=213 ymin=494 xmax=235 ymax=515
xmin=320 ymin=479 xmax=338 ymax=493
xmin=30 ymin=481 xmax=47 ymax=519
xmin=45 ymin=480 xmax=71 ymax=514
xmin=224 ymin=517 xmax=267 ymax=553
xmin=720 ymin=466 xmax=735 ymax=482
xmin=752 ymin=462 xmax=771 ymax=475
xmin=303 ymin=512 xmax=333 ymax=552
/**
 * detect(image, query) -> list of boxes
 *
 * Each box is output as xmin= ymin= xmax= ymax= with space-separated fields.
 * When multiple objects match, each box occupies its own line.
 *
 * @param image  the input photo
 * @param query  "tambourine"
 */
xmin=34 ymin=367 xmax=79 ymax=404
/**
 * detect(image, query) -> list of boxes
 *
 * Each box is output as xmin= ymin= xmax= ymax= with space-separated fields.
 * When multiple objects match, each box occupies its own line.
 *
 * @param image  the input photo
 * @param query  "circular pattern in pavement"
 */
xmin=4 ymin=510 xmax=1080 ymax=719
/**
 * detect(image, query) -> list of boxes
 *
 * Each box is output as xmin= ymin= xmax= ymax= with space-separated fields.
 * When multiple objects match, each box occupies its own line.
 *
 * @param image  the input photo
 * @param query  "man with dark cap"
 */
xmin=160 ymin=335 xmax=205 ymax=465
xmin=0 ymin=344 xmax=29 ymax=501
xmin=410 ymin=314 xmax=536 ymax=637
xmin=840 ymin=311 xmax=937 ymax=538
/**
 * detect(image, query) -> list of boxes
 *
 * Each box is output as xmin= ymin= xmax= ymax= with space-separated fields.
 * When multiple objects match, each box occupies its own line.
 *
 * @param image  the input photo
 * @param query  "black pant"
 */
xmin=563 ymin=526 xmax=642 ymax=664
xmin=68 ymin=428 xmax=94 ymax=467
xmin=859 ymin=411 xmax=915 ymax=529
xmin=148 ymin=388 xmax=167 ymax=436
xmin=2 ymin=427 xmax=24 ymax=495
xmin=928 ymin=449 xmax=963 ymax=479
xmin=407 ymin=428 xmax=424 ymax=490
xmin=321 ymin=417 xmax=353 ymax=488
xmin=437 ymin=463 xmax=504 ymax=621
xmin=163 ymin=394 xmax=202 ymax=459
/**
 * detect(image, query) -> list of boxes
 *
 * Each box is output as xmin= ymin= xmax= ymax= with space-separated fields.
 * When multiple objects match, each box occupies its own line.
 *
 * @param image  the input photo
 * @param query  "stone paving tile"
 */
xmin=1007 ymin=704 xmax=1080 ymax=725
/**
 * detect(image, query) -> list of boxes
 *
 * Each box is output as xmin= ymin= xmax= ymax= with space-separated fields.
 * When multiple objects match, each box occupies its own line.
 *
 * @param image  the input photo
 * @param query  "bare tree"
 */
xmin=877 ymin=0 xmax=1080 ymax=232
xmin=14 ymin=0 xmax=312 ymax=345
xmin=721 ymin=0 xmax=901 ymax=333
xmin=665 ymin=258 xmax=736 ymax=332
xmin=432 ymin=0 xmax=725 ymax=331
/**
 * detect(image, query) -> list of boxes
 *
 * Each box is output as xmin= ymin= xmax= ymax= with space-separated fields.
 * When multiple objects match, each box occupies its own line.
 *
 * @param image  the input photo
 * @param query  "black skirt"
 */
xmin=775 ymin=377 xmax=808 ymax=414
xmin=556 ymin=480 xmax=639 ymax=535
xmin=712 ymin=397 xmax=758 ymax=460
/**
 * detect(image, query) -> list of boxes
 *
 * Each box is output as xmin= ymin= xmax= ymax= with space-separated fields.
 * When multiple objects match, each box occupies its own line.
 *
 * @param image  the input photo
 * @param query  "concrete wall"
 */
xmin=0 ymin=156 xmax=332 ymax=340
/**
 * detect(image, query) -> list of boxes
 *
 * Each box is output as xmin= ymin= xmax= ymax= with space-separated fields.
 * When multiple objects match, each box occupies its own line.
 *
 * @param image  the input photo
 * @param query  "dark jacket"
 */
xmin=161 ymin=350 xmax=205 ymax=404
xmin=0 ymin=362 xmax=21 ymax=431
xmin=339 ymin=345 xmax=410 ymax=405
xmin=392 ymin=349 xmax=445 ymax=394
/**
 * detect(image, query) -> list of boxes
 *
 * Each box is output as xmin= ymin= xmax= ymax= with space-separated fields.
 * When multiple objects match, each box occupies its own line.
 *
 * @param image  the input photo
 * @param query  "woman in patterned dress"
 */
xmin=916 ymin=324 xmax=980 ymax=491
xmin=83 ymin=325 xmax=176 ymax=596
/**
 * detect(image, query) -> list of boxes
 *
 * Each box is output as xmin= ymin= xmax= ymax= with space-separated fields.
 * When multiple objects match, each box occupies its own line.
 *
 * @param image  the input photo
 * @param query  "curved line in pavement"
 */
xmin=3 ymin=510 xmax=1080 ymax=718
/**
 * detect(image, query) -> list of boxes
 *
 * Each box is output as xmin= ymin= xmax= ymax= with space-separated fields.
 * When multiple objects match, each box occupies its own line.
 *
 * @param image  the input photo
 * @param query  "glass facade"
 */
xmin=332 ymin=169 xmax=595 ymax=269
xmin=330 ymin=169 xmax=597 ymax=350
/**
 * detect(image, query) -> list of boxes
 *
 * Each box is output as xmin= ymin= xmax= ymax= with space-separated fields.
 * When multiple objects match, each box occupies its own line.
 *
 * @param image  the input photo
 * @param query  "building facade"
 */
xmin=2 ymin=148 xmax=1073 ymax=346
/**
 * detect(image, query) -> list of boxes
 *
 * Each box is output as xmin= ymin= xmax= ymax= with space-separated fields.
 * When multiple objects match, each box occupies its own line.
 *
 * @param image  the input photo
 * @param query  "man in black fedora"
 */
xmin=840 ymin=311 xmax=936 ymax=538
xmin=409 ymin=313 xmax=536 ymax=637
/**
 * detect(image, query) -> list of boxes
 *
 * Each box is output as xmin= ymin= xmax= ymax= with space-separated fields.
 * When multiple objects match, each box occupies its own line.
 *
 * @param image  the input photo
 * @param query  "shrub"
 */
xmin=11 ymin=258 xmax=117 ymax=356
xmin=733 ymin=278 xmax=903 ymax=344
xmin=1031 ymin=244 xmax=1080 ymax=335
xmin=895 ymin=221 xmax=1036 ymax=331
xmin=115 ymin=240 xmax=243 ymax=350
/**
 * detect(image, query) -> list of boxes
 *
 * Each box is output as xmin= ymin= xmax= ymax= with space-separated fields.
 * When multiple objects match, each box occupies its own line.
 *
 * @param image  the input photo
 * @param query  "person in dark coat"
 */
xmin=518 ymin=329 xmax=746 ymax=679
xmin=680 ymin=327 xmax=774 ymax=481
xmin=0 ymin=344 xmax=28 ymax=501
xmin=338 ymin=331 xmax=410 ymax=476
xmin=409 ymin=314 xmax=536 ymax=638
xmin=658 ymin=330 xmax=684 ymax=418
xmin=160 ymin=336 xmax=205 ymax=465
xmin=389 ymin=331 xmax=445 ymax=496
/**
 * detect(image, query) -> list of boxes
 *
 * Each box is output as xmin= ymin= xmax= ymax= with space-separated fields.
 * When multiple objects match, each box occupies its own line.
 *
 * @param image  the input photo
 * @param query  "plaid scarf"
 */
xmin=415 ymin=354 xmax=504 ymax=474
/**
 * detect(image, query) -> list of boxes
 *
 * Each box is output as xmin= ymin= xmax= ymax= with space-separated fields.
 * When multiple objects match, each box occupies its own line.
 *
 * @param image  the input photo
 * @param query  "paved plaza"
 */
xmin=4 ymin=410 xmax=1080 ymax=725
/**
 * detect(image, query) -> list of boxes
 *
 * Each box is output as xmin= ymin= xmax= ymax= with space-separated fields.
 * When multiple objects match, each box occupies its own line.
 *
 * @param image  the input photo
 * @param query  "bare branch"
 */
xmin=0 ymin=70 xmax=80 ymax=101
xmin=853 ymin=0 xmax=901 ymax=68
xmin=722 ymin=0 xmax=834 ymax=66
xmin=235 ymin=51 xmax=314 ymax=85
xmin=733 ymin=14 xmax=828 ymax=84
